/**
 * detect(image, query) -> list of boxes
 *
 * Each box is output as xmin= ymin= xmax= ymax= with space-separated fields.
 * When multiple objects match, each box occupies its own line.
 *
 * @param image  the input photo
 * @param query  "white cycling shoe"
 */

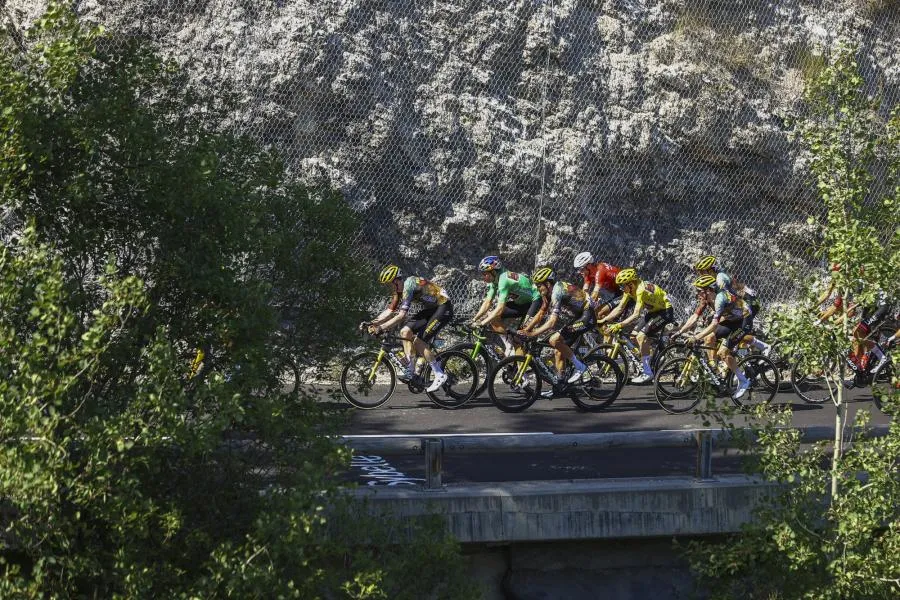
xmin=426 ymin=371 xmax=449 ymax=393
xmin=733 ymin=380 xmax=751 ymax=400
xmin=630 ymin=372 xmax=653 ymax=384
xmin=567 ymin=364 xmax=588 ymax=383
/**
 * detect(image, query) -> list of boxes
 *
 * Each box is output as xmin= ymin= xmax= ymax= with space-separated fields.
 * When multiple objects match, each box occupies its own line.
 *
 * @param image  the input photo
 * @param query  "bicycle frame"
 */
xmin=368 ymin=337 xmax=409 ymax=382
xmin=469 ymin=329 xmax=504 ymax=363
xmin=677 ymin=348 xmax=726 ymax=391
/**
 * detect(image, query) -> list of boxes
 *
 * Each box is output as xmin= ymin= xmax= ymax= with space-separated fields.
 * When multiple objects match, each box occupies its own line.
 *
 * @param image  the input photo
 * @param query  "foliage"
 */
xmin=684 ymin=45 xmax=900 ymax=600
xmin=0 ymin=5 xmax=475 ymax=599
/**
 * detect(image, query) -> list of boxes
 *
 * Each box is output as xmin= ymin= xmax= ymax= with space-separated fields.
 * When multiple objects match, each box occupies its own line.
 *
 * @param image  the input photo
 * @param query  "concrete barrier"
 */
xmin=350 ymin=475 xmax=777 ymax=543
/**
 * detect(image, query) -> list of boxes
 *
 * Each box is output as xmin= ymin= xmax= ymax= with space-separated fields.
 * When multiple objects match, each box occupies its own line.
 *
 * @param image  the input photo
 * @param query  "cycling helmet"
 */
xmin=694 ymin=255 xmax=719 ymax=271
xmin=479 ymin=255 xmax=502 ymax=272
xmin=378 ymin=264 xmax=401 ymax=284
xmin=693 ymin=275 xmax=718 ymax=290
xmin=573 ymin=251 xmax=595 ymax=269
xmin=531 ymin=266 xmax=556 ymax=284
xmin=615 ymin=268 xmax=639 ymax=286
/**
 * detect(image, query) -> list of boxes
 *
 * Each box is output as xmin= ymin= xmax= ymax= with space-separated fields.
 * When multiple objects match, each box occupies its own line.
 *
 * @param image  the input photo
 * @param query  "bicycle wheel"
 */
xmin=340 ymin=351 xmax=396 ymax=409
xmin=424 ymin=349 xmax=479 ymax=409
xmin=276 ymin=356 xmax=300 ymax=394
xmin=731 ymin=355 xmax=779 ymax=410
xmin=487 ymin=355 xmax=541 ymax=413
xmin=766 ymin=340 xmax=794 ymax=392
xmin=790 ymin=352 xmax=839 ymax=404
xmin=653 ymin=356 xmax=704 ymax=414
xmin=570 ymin=354 xmax=624 ymax=411
xmin=447 ymin=342 xmax=494 ymax=399
xmin=652 ymin=341 xmax=689 ymax=374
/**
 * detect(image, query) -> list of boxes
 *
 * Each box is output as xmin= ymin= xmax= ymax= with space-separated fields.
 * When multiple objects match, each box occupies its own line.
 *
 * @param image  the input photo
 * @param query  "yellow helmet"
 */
xmin=695 ymin=255 xmax=718 ymax=271
xmin=531 ymin=266 xmax=556 ymax=284
xmin=693 ymin=275 xmax=718 ymax=290
xmin=615 ymin=268 xmax=639 ymax=286
xmin=378 ymin=264 xmax=401 ymax=284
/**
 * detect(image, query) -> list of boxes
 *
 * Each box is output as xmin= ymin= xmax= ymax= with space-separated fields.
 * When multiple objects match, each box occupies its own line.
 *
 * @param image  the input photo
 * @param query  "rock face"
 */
xmin=4 ymin=0 xmax=899 ymax=311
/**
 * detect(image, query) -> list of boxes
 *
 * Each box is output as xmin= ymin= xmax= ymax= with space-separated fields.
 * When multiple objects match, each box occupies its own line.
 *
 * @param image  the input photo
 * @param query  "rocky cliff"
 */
xmin=3 ymin=0 xmax=898 ymax=310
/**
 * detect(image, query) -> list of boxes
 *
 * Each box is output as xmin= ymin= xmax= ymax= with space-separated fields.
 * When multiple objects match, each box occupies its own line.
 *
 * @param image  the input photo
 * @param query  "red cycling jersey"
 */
xmin=581 ymin=262 xmax=620 ymax=295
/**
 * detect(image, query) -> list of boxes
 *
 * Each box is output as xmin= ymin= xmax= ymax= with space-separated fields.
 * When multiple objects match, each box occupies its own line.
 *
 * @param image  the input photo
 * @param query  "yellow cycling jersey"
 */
xmin=622 ymin=280 xmax=672 ymax=312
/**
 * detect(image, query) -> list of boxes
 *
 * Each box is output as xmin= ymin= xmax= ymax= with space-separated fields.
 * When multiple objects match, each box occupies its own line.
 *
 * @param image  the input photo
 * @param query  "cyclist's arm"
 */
xmin=598 ymin=296 xmax=628 ymax=324
xmin=479 ymin=301 xmax=507 ymax=326
xmin=370 ymin=296 xmax=400 ymax=325
xmin=676 ymin=313 xmax=700 ymax=335
xmin=471 ymin=296 xmax=492 ymax=322
xmin=617 ymin=302 xmax=642 ymax=329
xmin=521 ymin=301 xmax=548 ymax=333
xmin=693 ymin=318 xmax=718 ymax=341
xmin=529 ymin=312 xmax=558 ymax=336
xmin=375 ymin=308 xmax=409 ymax=332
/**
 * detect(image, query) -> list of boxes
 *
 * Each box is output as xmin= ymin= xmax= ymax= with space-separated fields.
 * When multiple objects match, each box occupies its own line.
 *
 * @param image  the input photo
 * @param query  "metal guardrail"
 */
xmin=342 ymin=425 xmax=892 ymax=490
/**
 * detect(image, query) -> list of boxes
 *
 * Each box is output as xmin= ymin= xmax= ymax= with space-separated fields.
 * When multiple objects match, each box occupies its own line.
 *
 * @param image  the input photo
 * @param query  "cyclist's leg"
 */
xmin=416 ymin=303 xmax=452 ymax=367
xmin=405 ymin=307 xmax=436 ymax=373
xmin=496 ymin=303 xmax=529 ymax=356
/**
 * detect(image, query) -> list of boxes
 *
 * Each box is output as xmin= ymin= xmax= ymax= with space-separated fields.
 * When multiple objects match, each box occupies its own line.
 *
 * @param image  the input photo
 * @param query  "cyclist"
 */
xmin=517 ymin=266 xmax=592 ymax=384
xmin=573 ymin=251 xmax=622 ymax=321
xmin=597 ymin=268 xmax=674 ymax=383
xmin=694 ymin=255 xmax=771 ymax=356
xmin=471 ymin=256 xmax=542 ymax=357
xmin=688 ymin=275 xmax=754 ymax=399
xmin=848 ymin=286 xmax=893 ymax=378
xmin=365 ymin=264 xmax=453 ymax=393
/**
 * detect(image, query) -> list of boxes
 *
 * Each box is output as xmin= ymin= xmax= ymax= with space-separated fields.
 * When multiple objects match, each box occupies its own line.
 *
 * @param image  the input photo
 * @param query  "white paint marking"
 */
xmin=344 ymin=432 xmax=554 ymax=438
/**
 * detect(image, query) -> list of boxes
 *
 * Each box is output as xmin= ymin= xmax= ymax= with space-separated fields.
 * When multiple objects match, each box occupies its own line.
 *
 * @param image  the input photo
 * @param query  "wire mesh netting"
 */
xmin=5 ymin=0 xmax=898 ymax=318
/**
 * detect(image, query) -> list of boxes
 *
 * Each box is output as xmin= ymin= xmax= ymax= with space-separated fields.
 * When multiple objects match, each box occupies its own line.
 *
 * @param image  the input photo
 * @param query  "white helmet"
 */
xmin=573 ymin=252 xmax=594 ymax=269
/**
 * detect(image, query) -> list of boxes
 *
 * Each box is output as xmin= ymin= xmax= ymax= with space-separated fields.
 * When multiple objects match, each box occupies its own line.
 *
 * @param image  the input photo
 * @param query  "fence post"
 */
xmin=696 ymin=430 xmax=713 ymax=479
xmin=424 ymin=438 xmax=443 ymax=490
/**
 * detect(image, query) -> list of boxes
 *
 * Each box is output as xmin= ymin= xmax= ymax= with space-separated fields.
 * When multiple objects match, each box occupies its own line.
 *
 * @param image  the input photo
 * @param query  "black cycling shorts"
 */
xmin=742 ymin=297 xmax=760 ymax=334
xmin=560 ymin=310 xmax=596 ymax=347
xmin=636 ymin=307 xmax=675 ymax=337
xmin=406 ymin=302 xmax=453 ymax=344
xmin=501 ymin=297 xmax=542 ymax=321
xmin=714 ymin=318 xmax=745 ymax=351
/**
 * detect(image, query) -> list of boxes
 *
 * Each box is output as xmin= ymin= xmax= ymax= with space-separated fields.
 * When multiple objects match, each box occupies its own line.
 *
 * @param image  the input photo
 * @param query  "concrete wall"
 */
xmin=351 ymin=475 xmax=776 ymax=543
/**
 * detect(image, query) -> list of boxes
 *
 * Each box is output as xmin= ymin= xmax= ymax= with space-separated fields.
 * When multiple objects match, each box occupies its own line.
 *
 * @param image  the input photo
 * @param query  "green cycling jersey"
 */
xmin=485 ymin=270 xmax=539 ymax=305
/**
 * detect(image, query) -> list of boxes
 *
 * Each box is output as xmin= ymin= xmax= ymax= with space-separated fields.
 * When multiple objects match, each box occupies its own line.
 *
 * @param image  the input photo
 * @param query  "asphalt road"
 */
xmin=333 ymin=384 xmax=891 ymax=486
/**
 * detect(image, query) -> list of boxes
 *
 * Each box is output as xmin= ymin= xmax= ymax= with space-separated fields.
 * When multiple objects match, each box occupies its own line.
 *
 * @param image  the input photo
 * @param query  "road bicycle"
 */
xmin=486 ymin=336 xmax=624 ymax=413
xmin=790 ymin=328 xmax=895 ymax=405
xmin=653 ymin=340 xmax=780 ymax=414
xmin=340 ymin=333 xmax=478 ymax=409
xmin=589 ymin=323 xmax=685 ymax=383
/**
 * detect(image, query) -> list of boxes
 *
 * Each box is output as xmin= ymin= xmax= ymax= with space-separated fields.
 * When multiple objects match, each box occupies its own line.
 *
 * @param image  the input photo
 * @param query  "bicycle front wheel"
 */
xmin=424 ymin=349 xmax=479 ymax=409
xmin=447 ymin=342 xmax=494 ymax=399
xmin=340 ymin=351 xmax=396 ymax=409
xmin=731 ymin=355 xmax=779 ymax=410
xmin=790 ymin=352 xmax=839 ymax=404
xmin=570 ymin=354 xmax=624 ymax=411
xmin=488 ymin=355 xmax=541 ymax=413
xmin=653 ymin=356 xmax=703 ymax=414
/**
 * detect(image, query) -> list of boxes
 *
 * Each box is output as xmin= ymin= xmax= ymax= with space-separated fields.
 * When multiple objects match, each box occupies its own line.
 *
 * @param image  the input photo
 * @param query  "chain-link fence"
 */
xmin=5 ymin=0 xmax=899 ymax=317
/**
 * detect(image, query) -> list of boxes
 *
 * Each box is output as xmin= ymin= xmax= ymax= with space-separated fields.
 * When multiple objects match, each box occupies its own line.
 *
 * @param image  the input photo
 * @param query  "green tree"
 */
xmin=684 ymin=45 xmax=900 ymax=599
xmin=0 ymin=5 xmax=477 ymax=599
